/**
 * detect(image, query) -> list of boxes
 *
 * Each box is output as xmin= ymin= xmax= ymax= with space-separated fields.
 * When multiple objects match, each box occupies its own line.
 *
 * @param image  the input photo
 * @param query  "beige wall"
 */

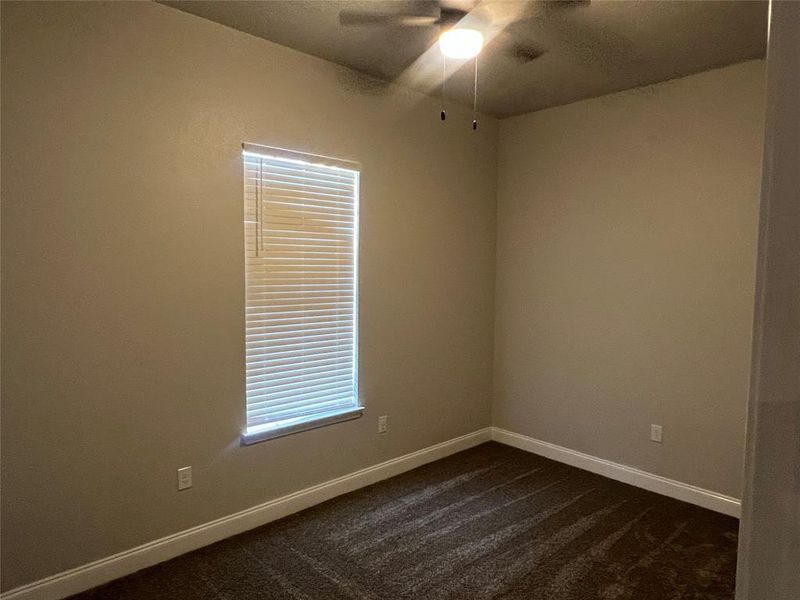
xmin=494 ymin=61 xmax=765 ymax=499
xmin=0 ymin=1 xmax=497 ymax=590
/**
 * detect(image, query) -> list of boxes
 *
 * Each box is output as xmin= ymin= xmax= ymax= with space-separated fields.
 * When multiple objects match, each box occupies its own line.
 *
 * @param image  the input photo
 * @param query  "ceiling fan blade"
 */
xmin=440 ymin=0 xmax=481 ymax=12
xmin=543 ymin=0 xmax=591 ymax=11
xmin=338 ymin=11 xmax=439 ymax=27
xmin=507 ymin=42 xmax=548 ymax=64
xmin=490 ymin=29 xmax=547 ymax=65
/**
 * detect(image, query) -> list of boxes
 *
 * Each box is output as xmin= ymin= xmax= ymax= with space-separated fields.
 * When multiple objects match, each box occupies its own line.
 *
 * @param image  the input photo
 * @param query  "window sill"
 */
xmin=241 ymin=406 xmax=365 ymax=446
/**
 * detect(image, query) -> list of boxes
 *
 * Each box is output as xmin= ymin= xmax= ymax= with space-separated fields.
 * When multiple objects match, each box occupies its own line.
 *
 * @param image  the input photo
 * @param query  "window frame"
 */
xmin=240 ymin=143 xmax=362 ymax=445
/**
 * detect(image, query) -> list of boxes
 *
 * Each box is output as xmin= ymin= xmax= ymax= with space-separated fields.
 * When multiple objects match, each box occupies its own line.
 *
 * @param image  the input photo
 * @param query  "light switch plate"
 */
xmin=177 ymin=466 xmax=192 ymax=490
xmin=650 ymin=424 xmax=663 ymax=443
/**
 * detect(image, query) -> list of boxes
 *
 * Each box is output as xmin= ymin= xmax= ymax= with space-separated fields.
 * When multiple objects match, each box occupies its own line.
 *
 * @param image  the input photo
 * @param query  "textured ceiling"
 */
xmin=160 ymin=0 xmax=768 ymax=118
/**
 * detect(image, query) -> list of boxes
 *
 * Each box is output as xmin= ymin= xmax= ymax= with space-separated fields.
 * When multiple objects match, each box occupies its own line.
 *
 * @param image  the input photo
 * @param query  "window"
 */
xmin=241 ymin=143 xmax=361 ymax=444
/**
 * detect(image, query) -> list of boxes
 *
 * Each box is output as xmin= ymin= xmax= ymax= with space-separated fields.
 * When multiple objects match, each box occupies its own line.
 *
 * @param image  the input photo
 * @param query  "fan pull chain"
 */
xmin=441 ymin=55 xmax=447 ymax=121
xmin=472 ymin=56 xmax=478 ymax=130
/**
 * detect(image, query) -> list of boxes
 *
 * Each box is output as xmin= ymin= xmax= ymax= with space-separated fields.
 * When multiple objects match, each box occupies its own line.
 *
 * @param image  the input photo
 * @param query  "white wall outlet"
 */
xmin=650 ymin=424 xmax=663 ymax=443
xmin=378 ymin=415 xmax=388 ymax=434
xmin=177 ymin=466 xmax=192 ymax=490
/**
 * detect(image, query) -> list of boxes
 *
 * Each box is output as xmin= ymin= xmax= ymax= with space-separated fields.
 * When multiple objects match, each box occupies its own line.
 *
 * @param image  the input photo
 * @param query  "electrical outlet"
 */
xmin=177 ymin=466 xmax=192 ymax=490
xmin=378 ymin=415 xmax=388 ymax=434
xmin=650 ymin=424 xmax=663 ymax=443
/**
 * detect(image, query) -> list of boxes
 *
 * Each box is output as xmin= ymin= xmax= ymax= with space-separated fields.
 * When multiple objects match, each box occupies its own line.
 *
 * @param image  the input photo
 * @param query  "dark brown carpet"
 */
xmin=69 ymin=442 xmax=738 ymax=599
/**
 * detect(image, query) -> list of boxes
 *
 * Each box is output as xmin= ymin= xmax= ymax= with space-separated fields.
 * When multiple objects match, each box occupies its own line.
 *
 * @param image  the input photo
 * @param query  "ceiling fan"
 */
xmin=338 ymin=0 xmax=589 ymax=127
xmin=340 ymin=1 xmax=588 ymax=61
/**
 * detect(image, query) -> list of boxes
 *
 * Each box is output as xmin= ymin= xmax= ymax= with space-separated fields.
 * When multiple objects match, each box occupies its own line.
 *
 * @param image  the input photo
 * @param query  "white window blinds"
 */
xmin=242 ymin=144 xmax=361 ymax=443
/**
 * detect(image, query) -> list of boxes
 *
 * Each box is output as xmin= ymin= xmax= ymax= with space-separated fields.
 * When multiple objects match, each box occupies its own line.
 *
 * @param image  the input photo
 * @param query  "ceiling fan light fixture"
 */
xmin=438 ymin=28 xmax=484 ymax=59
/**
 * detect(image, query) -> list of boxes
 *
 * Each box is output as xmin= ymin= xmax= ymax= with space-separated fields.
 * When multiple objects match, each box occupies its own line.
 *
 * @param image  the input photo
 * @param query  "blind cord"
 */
xmin=256 ymin=159 xmax=263 ymax=255
xmin=441 ymin=55 xmax=447 ymax=121
xmin=472 ymin=57 xmax=479 ymax=131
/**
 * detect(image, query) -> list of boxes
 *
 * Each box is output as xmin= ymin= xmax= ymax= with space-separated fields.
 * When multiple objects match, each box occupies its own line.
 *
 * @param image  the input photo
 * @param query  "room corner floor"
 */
xmin=69 ymin=442 xmax=738 ymax=599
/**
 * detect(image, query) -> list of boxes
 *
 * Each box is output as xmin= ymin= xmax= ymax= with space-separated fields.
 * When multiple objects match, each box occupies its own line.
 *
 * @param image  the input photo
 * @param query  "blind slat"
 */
xmin=246 ymin=356 xmax=352 ymax=378
xmin=247 ymin=385 xmax=356 ymax=411
xmin=247 ymin=372 xmax=353 ymax=396
xmin=247 ymin=363 xmax=353 ymax=385
xmin=245 ymin=155 xmax=357 ymax=181
xmin=246 ymin=348 xmax=353 ymax=369
xmin=247 ymin=397 xmax=357 ymax=427
xmin=246 ymin=341 xmax=354 ymax=361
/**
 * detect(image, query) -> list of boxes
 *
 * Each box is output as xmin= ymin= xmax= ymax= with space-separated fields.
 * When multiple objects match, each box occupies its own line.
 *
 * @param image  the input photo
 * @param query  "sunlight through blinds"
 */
xmin=243 ymin=146 xmax=360 ymax=442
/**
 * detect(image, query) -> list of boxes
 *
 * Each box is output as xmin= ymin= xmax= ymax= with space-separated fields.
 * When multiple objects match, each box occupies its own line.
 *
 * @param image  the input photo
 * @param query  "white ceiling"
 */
xmin=160 ymin=0 xmax=768 ymax=118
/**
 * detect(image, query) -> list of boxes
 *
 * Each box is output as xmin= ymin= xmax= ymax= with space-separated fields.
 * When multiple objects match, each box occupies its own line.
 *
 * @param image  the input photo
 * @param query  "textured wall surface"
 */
xmin=494 ymin=61 xmax=766 ymax=499
xmin=0 ymin=1 xmax=497 ymax=590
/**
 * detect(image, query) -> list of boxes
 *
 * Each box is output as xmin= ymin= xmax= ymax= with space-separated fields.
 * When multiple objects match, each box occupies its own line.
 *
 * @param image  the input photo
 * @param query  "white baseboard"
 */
xmin=1 ymin=428 xmax=491 ymax=600
xmin=491 ymin=427 xmax=741 ymax=518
